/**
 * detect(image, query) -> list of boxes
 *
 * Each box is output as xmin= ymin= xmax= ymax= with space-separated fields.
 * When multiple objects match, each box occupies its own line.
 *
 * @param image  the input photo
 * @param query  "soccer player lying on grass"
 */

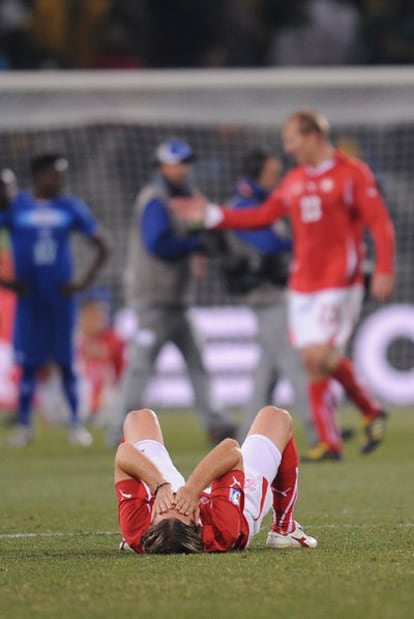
xmin=115 ymin=405 xmax=317 ymax=554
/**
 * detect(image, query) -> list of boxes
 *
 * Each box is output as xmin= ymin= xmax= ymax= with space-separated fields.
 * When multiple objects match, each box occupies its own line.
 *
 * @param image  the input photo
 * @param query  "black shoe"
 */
xmin=301 ymin=442 xmax=343 ymax=463
xmin=208 ymin=422 xmax=238 ymax=446
xmin=361 ymin=411 xmax=388 ymax=454
xmin=341 ymin=427 xmax=355 ymax=442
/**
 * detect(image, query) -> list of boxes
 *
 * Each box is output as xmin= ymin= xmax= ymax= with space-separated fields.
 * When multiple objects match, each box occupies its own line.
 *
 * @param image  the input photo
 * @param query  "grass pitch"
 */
xmin=0 ymin=407 xmax=413 ymax=619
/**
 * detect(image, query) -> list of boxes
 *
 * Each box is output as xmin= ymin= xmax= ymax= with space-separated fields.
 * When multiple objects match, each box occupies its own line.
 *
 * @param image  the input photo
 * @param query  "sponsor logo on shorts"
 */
xmin=230 ymin=475 xmax=241 ymax=488
xmin=244 ymin=478 xmax=258 ymax=492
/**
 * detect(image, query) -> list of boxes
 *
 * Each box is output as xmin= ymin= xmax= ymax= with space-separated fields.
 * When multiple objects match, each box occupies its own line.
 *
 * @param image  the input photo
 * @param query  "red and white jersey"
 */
xmin=218 ymin=151 xmax=395 ymax=293
xmin=115 ymin=470 xmax=248 ymax=554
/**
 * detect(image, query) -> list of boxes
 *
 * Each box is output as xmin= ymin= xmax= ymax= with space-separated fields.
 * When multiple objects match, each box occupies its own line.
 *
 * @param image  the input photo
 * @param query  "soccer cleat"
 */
xmin=266 ymin=522 xmax=318 ymax=549
xmin=119 ymin=539 xmax=135 ymax=553
xmin=340 ymin=427 xmax=355 ymax=442
xmin=361 ymin=410 xmax=388 ymax=455
xmin=7 ymin=425 xmax=33 ymax=447
xmin=68 ymin=425 xmax=93 ymax=447
xmin=300 ymin=442 xmax=342 ymax=463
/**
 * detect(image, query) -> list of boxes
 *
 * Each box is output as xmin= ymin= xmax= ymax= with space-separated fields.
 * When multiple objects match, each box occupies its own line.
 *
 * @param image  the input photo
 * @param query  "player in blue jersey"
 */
xmin=0 ymin=153 xmax=111 ymax=446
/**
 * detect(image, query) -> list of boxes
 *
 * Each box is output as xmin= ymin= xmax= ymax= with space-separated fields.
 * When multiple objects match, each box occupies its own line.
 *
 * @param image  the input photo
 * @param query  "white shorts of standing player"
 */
xmin=288 ymin=284 xmax=364 ymax=350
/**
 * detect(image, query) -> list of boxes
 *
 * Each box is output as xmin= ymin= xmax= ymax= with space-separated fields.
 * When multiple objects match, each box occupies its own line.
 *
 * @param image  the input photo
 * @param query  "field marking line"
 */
xmin=0 ymin=531 xmax=120 ymax=539
xmin=312 ymin=523 xmax=414 ymax=529
xmin=1 ymin=523 xmax=413 ymax=539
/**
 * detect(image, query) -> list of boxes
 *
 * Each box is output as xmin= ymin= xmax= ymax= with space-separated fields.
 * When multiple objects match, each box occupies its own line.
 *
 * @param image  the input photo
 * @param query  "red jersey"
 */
xmin=115 ymin=470 xmax=248 ymax=554
xmin=218 ymin=151 xmax=395 ymax=293
xmin=77 ymin=328 xmax=125 ymax=413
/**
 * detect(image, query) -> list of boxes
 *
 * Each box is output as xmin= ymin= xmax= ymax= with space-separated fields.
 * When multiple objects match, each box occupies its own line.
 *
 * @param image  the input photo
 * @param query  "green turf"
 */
xmin=0 ymin=407 xmax=413 ymax=619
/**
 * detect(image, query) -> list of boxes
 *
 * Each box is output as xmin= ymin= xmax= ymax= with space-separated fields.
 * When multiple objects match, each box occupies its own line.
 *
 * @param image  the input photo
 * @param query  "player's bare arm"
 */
xmin=0 ymin=275 xmax=28 ymax=295
xmin=174 ymin=438 xmax=243 ymax=520
xmin=62 ymin=227 xmax=112 ymax=294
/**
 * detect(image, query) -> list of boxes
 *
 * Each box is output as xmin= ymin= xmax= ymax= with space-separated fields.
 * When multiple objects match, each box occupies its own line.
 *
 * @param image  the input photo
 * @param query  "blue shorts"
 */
xmin=14 ymin=295 xmax=76 ymax=367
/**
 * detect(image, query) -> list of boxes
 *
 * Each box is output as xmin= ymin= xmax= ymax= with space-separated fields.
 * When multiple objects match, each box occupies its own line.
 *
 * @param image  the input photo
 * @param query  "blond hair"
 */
xmin=285 ymin=108 xmax=330 ymax=137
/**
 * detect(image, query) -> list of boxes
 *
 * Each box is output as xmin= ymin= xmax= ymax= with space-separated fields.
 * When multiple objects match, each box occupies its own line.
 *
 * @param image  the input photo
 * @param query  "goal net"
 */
xmin=0 ymin=68 xmax=413 ymax=409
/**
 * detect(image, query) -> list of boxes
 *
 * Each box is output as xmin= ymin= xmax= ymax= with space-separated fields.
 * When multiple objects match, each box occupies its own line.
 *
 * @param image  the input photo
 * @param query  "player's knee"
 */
xmin=123 ymin=408 xmax=156 ymax=433
xmin=259 ymin=405 xmax=293 ymax=434
xmin=276 ymin=407 xmax=293 ymax=436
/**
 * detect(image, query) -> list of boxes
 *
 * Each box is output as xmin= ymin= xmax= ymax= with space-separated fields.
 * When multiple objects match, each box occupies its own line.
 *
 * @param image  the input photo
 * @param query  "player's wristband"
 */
xmin=204 ymin=203 xmax=224 ymax=229
xmin=154 ymin=481 xmax=171 ymax=497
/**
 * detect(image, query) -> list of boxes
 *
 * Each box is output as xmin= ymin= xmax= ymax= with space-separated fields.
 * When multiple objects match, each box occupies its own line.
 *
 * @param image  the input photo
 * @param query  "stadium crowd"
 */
xmin=0 ymin=0 xmax=413 ymax=71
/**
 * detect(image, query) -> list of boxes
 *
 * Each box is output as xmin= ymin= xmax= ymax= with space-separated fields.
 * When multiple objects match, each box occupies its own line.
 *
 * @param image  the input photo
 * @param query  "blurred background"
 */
xmin=0 ymin=0 xmax=413 ymax=71
xmin=0 ymin=0 xmax=413 ymax=425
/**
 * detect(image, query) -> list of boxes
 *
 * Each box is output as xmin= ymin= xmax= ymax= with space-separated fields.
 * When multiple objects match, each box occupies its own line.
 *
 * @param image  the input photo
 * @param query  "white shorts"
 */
xmin=241 ymin=434 xmax=282 ymax=546
xmin=288 ymin=285 xmax=364 ymax=349
xmin=134 ymin=439 xmax=185 ymax=492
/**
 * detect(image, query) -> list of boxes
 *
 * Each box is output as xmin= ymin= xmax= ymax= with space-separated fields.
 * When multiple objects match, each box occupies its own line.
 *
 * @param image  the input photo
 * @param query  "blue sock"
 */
xmin=18 ymin=366 xmax=37 ymax=427
xmin=60 ymin=364 xmax=79 ymax=427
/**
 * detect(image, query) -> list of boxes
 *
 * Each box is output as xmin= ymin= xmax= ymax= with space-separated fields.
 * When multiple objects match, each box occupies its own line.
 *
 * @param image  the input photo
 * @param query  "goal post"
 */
xmin=0 ymin=67 xmax=413 ymax=407
xmin=1 ymin=66 xmax=414 ymax=126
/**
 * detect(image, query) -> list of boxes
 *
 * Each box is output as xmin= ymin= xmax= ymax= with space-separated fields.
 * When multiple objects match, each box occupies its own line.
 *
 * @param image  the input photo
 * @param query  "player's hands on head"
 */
xmin=173 ymin=485 xmax=200 ymax=523
xmin=370 ymin=273 xmax=395 ymax=301
xmin=151 ymin=483 xmax=175 ymax=522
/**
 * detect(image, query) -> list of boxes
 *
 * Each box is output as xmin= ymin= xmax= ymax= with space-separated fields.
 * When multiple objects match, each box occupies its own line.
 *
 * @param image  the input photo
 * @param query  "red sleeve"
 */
xmin=217 ymin=187 xmax=286 ymax=230
xmin=352 ymin=161 xmax=395 ymax=275
xmin=115 ymin=479 xmax=152 ymax=554
xmin=200 ymin=470 xmax=246 ymax=552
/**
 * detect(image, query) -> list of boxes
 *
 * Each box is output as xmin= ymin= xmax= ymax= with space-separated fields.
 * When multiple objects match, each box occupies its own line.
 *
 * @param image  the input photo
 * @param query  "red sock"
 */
xmin=271 ymin=437 xmax=299 ymax=534
xmin=332 ymin=357 xmax=381 ymax=419
xmin=309 ymin=378 xmax=342 ymax=451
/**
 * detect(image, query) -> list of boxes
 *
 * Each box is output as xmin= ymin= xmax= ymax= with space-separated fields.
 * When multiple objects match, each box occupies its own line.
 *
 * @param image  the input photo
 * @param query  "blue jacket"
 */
xmin=140 ymin=174 xmax=201 ymax=260
xmin=228 ymin=177 xmax=292 ymax=255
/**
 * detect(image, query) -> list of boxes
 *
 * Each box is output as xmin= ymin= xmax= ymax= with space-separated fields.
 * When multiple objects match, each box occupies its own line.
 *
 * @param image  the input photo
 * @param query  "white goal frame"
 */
xmin=1 ymin=66 xmax=414 ymax=128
